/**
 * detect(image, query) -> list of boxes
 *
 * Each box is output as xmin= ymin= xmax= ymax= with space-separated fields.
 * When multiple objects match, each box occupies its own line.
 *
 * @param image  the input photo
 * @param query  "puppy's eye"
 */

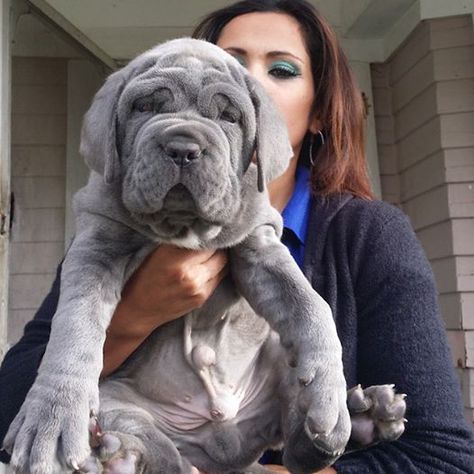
xmin=220 ymin=107 xmax=240 ymax=124
xmin=133 ymin=100 xmax=154 ymax=113
xmin=138 ymin=103 xmax=153 ymax=112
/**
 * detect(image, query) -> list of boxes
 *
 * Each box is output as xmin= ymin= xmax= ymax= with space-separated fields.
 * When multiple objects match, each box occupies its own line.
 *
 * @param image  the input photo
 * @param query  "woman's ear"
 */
xmin=309 ymin=115 xmax=321 ymax=135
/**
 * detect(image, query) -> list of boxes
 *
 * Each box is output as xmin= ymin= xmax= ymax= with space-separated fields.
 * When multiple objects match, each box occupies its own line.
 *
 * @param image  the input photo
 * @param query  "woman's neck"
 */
xmin=267 ymin=155 xmax=298 ymax=212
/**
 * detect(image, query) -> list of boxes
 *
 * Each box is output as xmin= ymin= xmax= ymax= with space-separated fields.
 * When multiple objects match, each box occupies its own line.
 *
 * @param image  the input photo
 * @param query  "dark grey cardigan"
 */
xmin=1 ymin=194 xmax=473 ymax=472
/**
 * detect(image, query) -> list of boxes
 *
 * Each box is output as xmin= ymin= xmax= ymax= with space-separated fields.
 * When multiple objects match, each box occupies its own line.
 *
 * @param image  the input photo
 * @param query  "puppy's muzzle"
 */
xmin=164 ymin=138 xmax=203 ymax=168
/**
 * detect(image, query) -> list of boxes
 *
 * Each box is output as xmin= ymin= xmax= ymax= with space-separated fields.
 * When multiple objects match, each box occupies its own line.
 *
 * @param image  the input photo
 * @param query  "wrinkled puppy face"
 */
xmin=80 ymin=39 xmax=292 ymax=246
xmin=116 ymin=41 xmax=258 ymax=243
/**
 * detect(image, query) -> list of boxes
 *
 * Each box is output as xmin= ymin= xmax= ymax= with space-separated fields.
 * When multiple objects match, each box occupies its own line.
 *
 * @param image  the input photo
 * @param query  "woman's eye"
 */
xmin=232 ymin=55 xmax=246 ymax=67
xmin=268 ymin=61 xmax=301 ymax=79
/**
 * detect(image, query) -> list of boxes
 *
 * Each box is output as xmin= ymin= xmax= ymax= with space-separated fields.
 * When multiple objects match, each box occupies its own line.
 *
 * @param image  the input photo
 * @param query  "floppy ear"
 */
xmin=245 ymin=76 xmax=293 ymax=191
xmin=80 ymin=69 xmax=126 ymax=184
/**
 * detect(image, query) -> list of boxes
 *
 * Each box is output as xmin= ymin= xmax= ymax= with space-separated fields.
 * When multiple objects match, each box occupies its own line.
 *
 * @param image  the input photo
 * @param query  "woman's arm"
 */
xmin=0 ymin=245 xmax=227 ymax=461
xmin=333 ymin=209 xmax=474 ymax=473
xmin=0 ymin=265 xmax=60 ymax=463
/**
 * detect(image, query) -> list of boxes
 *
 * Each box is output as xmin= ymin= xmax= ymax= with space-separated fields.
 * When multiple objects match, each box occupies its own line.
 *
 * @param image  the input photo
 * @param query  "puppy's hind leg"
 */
xmin=79 ymin=409 xmax=195 ymax=474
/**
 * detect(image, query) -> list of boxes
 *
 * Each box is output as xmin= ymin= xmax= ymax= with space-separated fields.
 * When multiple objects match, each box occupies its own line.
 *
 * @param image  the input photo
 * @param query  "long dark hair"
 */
xmin=193 ymin=0 xmax=373 ymax=200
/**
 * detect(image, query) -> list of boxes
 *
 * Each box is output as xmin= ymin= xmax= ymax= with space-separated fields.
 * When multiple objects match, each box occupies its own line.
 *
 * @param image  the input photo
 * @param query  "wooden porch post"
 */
xmin=0 ymin=3 xmax=11 ymax=472
xmin=0 ymin=0 xmax=12 ymax=369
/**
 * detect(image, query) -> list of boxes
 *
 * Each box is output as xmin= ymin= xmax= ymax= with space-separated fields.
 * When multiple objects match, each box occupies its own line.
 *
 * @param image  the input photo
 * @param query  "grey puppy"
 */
xmin=4 ymin=39 xmax=406 ymax=474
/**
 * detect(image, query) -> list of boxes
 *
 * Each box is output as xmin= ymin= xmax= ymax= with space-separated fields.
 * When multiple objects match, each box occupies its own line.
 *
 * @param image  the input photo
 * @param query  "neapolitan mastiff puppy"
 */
xmin=4 ymin=39 xmax=406 ymax=474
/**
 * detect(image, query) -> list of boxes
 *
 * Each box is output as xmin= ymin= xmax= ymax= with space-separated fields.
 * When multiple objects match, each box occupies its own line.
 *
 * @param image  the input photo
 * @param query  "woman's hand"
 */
xmin=102 ymin=244 xmax=228 ymax=376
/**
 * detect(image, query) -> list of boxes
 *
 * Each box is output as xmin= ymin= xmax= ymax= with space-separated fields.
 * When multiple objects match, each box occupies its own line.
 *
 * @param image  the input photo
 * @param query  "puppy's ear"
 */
xmin=245 ymin=76 xmax=293 ymax=191
xmin=80 ymin=69 xmax=126 ymax=184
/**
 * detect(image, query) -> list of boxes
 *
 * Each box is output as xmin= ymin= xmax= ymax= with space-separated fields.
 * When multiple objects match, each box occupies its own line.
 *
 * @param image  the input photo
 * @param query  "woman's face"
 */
xmin=217 ymin=12 xmax=319 ymax=159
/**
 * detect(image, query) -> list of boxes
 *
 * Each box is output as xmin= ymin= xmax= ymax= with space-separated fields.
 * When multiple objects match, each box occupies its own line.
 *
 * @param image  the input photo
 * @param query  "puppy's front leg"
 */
xmin=3 ymin=220 xmax=148 ymax=474
xmin=230 ymin=224 xmax=350 ymax=467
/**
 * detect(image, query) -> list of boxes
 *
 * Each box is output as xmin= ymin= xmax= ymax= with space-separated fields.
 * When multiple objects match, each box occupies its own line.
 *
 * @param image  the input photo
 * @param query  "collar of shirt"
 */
xmin=280 ymin=165 xmax=311 ymax=269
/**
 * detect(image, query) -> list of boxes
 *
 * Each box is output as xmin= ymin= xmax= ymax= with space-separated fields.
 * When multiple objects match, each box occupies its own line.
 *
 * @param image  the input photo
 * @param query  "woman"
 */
xmin=1 ymin=1 xmax=473 ymax=472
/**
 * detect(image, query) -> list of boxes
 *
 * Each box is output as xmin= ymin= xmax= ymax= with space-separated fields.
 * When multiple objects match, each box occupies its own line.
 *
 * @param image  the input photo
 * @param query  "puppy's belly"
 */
xmin=100 ymin=323 xmax=283 ymax=435
xmin=100 ymin=362 xmax=278 ymax=434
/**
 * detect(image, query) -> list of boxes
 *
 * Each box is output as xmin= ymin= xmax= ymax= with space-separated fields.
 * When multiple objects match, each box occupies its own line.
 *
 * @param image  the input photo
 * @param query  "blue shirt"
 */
xmin=281 ymin=165 xmax=311 ymax=269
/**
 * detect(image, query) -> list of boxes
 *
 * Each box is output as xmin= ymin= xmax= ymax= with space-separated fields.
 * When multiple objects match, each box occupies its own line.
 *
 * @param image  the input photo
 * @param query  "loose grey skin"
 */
xmin=3 ymin=39 xmax=406 ymax=474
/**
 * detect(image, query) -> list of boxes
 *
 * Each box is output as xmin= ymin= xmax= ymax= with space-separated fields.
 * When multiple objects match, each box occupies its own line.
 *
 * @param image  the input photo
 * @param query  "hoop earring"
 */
xmin=309 ymin=130 xmax=325 ymax=166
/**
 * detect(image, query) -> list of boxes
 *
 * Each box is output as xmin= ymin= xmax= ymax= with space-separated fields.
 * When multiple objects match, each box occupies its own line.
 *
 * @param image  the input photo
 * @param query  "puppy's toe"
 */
xmin=347 ymin=384 xmax=407 ymax=449
xmin=377 ymin=418 xmax=406 ymax=442
xmin=347 ymin=384 xmax=372 ymax=413
xmin=99 ymin=433 xmax=122 ymax=461
xmin=104 ymin=452 xmax=138 ymax=474
xmin=350 ymin=413 xmax=376 ymax=446
xmin=83 ymin=431 xmax=143 ymax=474
xmin=78 ymin=454 xmax=102 ymax=473
xmin=304 ymin=394 xmax=351 ymax=457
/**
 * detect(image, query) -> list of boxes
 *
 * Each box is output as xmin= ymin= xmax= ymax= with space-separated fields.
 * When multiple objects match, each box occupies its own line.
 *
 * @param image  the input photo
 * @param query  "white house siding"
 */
xmin=371 ymin=15 xmax=474 ymax=423
xmin=8 ymin=57 xmax=67 ymax=345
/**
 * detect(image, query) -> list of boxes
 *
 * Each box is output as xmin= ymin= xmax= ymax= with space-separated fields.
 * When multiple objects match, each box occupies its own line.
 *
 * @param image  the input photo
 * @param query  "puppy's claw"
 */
xmin=348 ymin=385 xmax=371 ymax=413
xmin=298 ymin=376 xmax=311 ymax=387
xmin=1 ymin=442 xmax=10 ymax=455
xmin=89 ymin=416 xmax=104 ymax=449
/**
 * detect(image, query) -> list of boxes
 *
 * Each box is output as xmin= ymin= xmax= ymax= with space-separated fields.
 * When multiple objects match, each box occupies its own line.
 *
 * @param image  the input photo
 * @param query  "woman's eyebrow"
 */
xmin=223 ymin=47 xmax=304 ymax=64
xmin=223 ymin=46 xmax=247 ymax=56
xmin=267 ymin=51 xmax=304 ymax=64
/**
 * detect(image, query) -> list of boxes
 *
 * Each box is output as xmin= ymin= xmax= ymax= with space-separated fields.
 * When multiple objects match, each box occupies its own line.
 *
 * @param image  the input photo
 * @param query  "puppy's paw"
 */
xmin=296 ymin=374 xmax=351 ymax=459
xmin=289 ymin=333 xmax=351 ymax=459
xmin=76 ymin=431 xmax=141 ymax=474
xmin=4 ymin=377 xmax=98 ymax=473
xmin=347 ymin=384 xmax=407 ymax=450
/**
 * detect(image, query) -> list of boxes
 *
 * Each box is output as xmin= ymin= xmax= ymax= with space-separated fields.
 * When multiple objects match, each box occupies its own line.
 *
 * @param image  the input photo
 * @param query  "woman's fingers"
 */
xmin=181 ymin=252 xmax=228 ymax=308
xmin=114 ymin=246 xmax=229 ymax=335
xmin=197 ymin=249 xmax=228 ymax=284
xmin=154 ymin=244 xmax=216 ymax=268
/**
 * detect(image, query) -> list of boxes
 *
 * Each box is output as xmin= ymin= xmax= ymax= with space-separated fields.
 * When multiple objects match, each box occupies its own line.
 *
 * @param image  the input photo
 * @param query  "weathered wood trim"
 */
xmin=26 ymin=0 xmax=117 ymax=71
xmin=0 ymin=1 xmax=11 ymax=473
xmin=0 ymin=0 xmax=11 ymax=364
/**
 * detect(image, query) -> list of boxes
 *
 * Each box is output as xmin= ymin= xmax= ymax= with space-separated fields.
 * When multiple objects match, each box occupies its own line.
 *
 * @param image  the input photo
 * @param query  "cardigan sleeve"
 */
xmin=0 ymin=264 xmax=60 ymax=464
xmin=334 ymin=208 xmax=474 ymax=473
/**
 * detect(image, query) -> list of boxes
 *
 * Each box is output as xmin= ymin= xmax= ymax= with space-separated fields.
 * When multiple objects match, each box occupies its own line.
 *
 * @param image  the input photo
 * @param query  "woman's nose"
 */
xmin=246 ymin=66 xmax=271 ymax=93
xmin=244 ymin=61 xmax=265 ymax=82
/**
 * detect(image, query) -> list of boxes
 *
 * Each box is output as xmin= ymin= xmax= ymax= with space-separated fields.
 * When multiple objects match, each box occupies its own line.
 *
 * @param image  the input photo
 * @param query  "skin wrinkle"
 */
xmin=120 ymin=70 xmax=254 ymax=238
xmin=121 ymin=57 xmax=240 ymax=123
xmin=124 ymin=117 xmax=233 ymax=215
xmin=125 ymin=114 xmax=238 ymax=243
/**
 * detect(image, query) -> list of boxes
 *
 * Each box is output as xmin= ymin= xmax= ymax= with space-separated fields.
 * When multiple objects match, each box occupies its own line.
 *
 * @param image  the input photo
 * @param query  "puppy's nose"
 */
xmin=164 ymin=140 xmax=202 ymax=167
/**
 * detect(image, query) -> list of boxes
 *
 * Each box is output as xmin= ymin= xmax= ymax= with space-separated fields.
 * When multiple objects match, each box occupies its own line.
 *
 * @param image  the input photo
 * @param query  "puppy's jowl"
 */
xmin=4 ymin=39 xmax=406 ymax=474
